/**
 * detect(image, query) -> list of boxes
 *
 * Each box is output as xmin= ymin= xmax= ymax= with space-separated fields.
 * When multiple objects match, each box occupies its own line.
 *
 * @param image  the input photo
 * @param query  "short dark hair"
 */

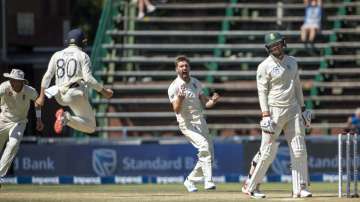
xmin=175 ymin=55 xmax=190 ymax=67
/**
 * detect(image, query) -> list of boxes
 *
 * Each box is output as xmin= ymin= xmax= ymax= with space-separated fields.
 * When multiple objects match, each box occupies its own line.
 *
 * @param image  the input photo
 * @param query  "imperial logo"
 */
xmin=271 ymin=146 xmax=291 ymax=175
xmin=92 ymin=149 xmax=117 ymax=176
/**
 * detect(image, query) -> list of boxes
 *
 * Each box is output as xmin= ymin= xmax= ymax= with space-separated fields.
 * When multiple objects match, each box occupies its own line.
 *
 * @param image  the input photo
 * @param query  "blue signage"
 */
xmin=13 ymin=143 xmax=244 ymax=176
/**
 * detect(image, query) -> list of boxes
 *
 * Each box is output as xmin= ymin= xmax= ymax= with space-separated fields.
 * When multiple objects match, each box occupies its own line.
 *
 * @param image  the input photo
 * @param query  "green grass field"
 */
xmin=0 ymin=183 xmax=358 ymax=202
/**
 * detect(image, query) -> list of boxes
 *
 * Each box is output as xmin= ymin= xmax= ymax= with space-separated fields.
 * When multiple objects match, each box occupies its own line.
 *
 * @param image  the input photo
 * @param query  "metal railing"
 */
xmin=84 ymin=0 xmax=121 ymax=138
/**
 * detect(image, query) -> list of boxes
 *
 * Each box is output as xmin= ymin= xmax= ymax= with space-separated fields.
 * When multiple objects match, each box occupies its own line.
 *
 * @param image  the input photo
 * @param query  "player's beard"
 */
xmin=181 ymin=72 xmax=190 ymax=82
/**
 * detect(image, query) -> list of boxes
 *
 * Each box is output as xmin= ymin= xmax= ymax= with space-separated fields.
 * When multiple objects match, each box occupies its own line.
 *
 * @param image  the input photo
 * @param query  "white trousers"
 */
xmin=247 ymin=105 xmax=309 ymax=194
xmin=0 ymin=121 xmax=26 ymax=177
xmin=179 ymin=117 xmax=214 ymax=183
xmin=55 ymin=85 xmax=96 ymax=133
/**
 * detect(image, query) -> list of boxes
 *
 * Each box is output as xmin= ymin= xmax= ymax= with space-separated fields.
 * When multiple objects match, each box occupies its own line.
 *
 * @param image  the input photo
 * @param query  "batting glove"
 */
xmin=260 ymin=116 xmax=276 ymax=134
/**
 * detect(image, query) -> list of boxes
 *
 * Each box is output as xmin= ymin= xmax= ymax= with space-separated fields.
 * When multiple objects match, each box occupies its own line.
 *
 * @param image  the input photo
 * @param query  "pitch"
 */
xmin=0 ymin=182 xmax=358 ymax=202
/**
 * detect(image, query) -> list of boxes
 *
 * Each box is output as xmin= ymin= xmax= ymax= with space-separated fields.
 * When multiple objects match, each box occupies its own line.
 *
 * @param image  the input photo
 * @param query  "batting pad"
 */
xmin=246 ymin=142 xmax=279 ymax=192
xmin=290 ymin=135 xmax=309 ymax=194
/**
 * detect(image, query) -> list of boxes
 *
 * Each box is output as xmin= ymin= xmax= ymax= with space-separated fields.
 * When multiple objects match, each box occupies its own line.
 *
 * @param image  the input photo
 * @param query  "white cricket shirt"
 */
xmin=168 ymin=76 xmax=204 ymax=122
xmin=256 ymin=55 xmax=304 ymax=112
xmin=0 ymin=81 xmax=38 ymax=123
xmin=41 ymin=45 xmax=103 ymax=92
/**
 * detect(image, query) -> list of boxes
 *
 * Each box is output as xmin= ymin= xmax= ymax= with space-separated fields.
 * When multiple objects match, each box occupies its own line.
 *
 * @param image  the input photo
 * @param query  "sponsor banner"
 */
xmin=2 ymin=174 xmax=354 ymax=185
xmin=13 ymin=143 xmax=244 ymax=176
xmin=12 ymin=139 xmax=350 ymax=177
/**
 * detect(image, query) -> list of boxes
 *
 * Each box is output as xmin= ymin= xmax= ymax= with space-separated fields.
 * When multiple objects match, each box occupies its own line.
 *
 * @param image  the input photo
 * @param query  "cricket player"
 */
xmin=168 ymin=55 xmax=220 ymax=192
xmin=36 ymin=28 xmax=113 ymax=134
xmin=241 ymin=32 xmax=312 ymax=198
xmin=0 ymin=69 xmax=44 ymax=184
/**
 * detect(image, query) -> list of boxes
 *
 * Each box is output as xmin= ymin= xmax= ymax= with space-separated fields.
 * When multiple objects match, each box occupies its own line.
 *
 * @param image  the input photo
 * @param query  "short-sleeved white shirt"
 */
xmin=0 ymin=81 xmax=38 ymax=123
xmin=168 ymin=76 xmax=204 ymax=122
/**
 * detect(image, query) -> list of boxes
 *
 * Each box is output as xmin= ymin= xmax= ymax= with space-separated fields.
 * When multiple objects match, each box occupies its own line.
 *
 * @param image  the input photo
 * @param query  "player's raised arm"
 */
xmin=168 ymin=84 xmax=185 ymax=113
xmin=200 ymin=92 xmax=220 ymax=109
xmin=81 ymin=54 xmax=113 ymax=99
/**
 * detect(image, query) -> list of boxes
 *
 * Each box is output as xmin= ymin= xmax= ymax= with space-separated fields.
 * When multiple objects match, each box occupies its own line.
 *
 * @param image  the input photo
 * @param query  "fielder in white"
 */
xmin=0 ymin=69 xmax=44 ymax=184
xmin=241 ymin=32 xmax=313 ymax=199
xmin=168 ymin=55 xmax=220 ymax=192
xmin=36 ymin=28 xmax=113 ymax=134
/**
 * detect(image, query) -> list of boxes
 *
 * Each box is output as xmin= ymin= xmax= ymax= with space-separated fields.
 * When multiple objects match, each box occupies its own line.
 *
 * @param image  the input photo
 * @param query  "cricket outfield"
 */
xmin=0 ymin=182 xmax=358 ymax=202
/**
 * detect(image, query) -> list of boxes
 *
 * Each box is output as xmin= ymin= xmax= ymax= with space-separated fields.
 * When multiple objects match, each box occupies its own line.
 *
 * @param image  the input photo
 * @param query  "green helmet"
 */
xmin=264 ymin=32 xmax=285 ymax=48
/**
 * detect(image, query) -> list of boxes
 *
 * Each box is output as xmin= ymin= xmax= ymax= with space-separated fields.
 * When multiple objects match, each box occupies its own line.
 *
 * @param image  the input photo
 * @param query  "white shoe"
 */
xmin=242 ymin=183 xmax=266 ymax=199
xmin=293 ymin=189 xmax=312 ymax=198
xmin=146 ymin=5 xmax=156 ymax=13
xmin=184 ymin=178 xmax=198 ymax=192
xmin=204 ymin=181 xmax=216 ymax=190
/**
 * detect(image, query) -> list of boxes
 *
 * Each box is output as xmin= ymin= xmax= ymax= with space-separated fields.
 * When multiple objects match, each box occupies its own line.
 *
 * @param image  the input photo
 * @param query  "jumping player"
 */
xmin=36 ymin=28 xmax=113 ymax=134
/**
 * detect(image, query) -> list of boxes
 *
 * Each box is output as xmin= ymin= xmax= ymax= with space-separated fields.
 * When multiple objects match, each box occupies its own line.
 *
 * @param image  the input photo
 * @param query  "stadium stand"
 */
xmin=91 ymin=0 xmax=360 ymax=138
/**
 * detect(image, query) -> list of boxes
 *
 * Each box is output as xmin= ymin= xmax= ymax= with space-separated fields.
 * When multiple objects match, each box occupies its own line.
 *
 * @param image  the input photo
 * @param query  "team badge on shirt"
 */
xmin=271 ymin=66 xmax=282 ymax=77
xmin=7 ymin=91 xmax=12 ymax=96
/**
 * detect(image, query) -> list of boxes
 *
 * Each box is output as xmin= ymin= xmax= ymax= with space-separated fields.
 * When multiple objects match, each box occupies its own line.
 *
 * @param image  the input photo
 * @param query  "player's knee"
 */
xmin=83 ymin=127 xmax=96 ymax=134
xmin=82 ymin=119 xmax=96 ymax=133
xmin=198 ymin=148 xmax=211 ymax=162
xmin=260 ymin=142 xmax=279 ymax=161
xmin=293 ymin=148 xmax=307 ymax=158
xmin=291 ymin=136 xmax=307 ymax=158
xmin=199 ymin=141 xmax=210 ymax=151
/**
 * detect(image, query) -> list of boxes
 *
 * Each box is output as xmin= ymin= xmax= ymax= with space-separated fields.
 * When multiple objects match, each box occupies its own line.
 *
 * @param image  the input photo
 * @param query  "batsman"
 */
xmin=242 ymin=32 xmax=313 ymax=198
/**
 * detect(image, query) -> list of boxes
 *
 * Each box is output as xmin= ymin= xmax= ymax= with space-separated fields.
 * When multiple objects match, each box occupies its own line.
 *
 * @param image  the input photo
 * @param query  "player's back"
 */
xmin=51 ymin=45 xmax=89 ymax=86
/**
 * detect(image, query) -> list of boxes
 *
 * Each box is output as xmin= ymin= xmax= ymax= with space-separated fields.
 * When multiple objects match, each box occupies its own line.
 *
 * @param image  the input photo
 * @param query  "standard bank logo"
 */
xmin=271 ymin=146 xmax=291 ymax=175
xmin=92 ymin=149 xmax=117 ymax=176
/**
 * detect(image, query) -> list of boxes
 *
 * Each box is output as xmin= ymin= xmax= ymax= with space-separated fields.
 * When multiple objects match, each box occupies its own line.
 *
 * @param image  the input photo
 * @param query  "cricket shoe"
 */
xmin=242 ymin=182 xmax=266 ymax=199
xmin=183 ymin=178 xmax=198 ymax=192
xmin=293 ymin=189 xmax=312 ymax=198
xmin=54 ymin=108 xmax=67 ymax=134
xmin=204 ymin=181 xmax=216 ymax=190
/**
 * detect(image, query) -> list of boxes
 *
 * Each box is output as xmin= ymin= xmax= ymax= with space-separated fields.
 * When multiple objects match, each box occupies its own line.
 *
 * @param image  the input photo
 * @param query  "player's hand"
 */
xmin=211 ymin=92 xmax=220 ymax=103
xmin=260 ymin=116 xmax=276 ymax=134
xmin=101 ymin=88 xmax=113 ymax=99
xmin=177 ymin=84 xmax=186 ymax=99
xmin=36 ymin=119 xmax=44 ymax=131
xmin=35 ymin=96 xmax=45 ymax=107
xmin=302 ymin=109 xmax=312 ymax=128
